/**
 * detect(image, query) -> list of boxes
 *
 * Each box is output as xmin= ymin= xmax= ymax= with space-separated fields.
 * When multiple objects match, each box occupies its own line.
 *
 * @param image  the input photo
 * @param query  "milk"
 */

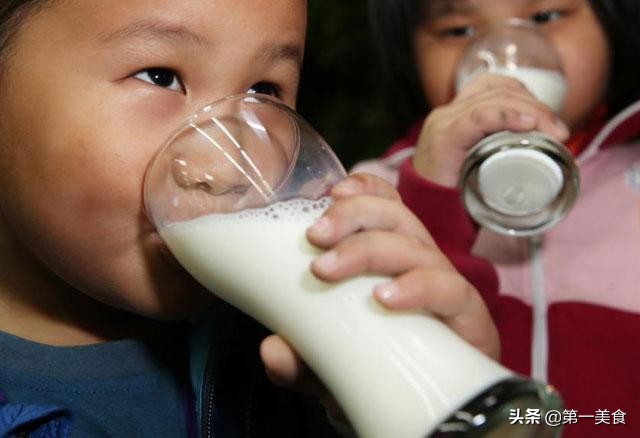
xmin=457 ymin=66 xmax=567 ymax=112
xmin=160 ymin=198 xmax=513 ymax=438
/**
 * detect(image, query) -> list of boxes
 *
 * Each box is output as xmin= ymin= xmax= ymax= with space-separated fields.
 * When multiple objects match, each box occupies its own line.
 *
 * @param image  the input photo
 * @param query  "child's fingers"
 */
xmin=260 ymin=334 xmax=307 ymax=385
xmin=414 ymin=72 xmax=570 ymax=188
xmin=455 ymin=73 xmax=531 ymax=100
xmin=425 ymin=88 xmax=569 ymax=149
xmin=462 ymin=91 xmax=568 ymax=136
xmin=439 ymin=102 xmax=568 ymax=150
xmin=373 ymin=269 xmax=473 ymax=318
xmin=309 ymin=229 xmax=501 ymax=360
xmin=310 ymin=230 xmax=445 ymax=282
xmin=449 ymin=105 xmax=539 ymax=144
xmin=307 ymin=196 xmax=431 ymax=249
xmin=373 ymin=270 xmax=501 ymax=360
xmin=417 ymin=96 xmax=570 ymax=187
xmin=260 ymin=335 xmax=327 ymax=398
xmin=259 ymin=335 xmax=347 ymax=420
xmin=331 ymin=173 xmax=401 ymax=201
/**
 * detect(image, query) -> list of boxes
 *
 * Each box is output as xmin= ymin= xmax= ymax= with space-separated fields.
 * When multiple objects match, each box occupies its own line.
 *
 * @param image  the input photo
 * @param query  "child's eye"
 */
xmin=247 ymin=82 xmax=281 ymax=98
xmin=439 ymin=25 xmax=476 ymax=39
xmin=531 ymin=10 xmax=563 ymax=25
xmin=134 ymin=68 xmax=184 ymax=92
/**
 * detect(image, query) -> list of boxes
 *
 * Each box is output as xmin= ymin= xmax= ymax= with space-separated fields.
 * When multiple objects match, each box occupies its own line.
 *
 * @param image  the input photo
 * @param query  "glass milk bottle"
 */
xmin=144 ymin=94 xmax=564 ymax=437
xmin=457 ymin=19 xmax=579 ymax=236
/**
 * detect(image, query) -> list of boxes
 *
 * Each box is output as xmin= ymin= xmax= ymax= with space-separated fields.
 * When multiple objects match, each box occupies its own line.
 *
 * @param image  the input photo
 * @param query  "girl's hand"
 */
xmin=259 ymin=173 xmax=500 ymax=417
xmin=413 ymin=74 xmax=570 ymax=187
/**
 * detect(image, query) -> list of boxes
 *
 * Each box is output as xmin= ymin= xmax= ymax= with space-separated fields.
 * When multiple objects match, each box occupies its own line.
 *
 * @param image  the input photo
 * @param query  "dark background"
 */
xmin=297 ymin=1 xmax=396 ymax=169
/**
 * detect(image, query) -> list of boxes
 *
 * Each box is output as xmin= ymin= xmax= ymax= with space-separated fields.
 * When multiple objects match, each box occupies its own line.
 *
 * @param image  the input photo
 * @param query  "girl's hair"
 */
xmin=0 ymin=0 xmax=50 ymax=69
xmin=369 ymin=0 xmax=640 ymax=136
xmin=587 ymin=1 xmax=640 ymax=117
xmin=368 ymin=0 xmax=426 ymax=136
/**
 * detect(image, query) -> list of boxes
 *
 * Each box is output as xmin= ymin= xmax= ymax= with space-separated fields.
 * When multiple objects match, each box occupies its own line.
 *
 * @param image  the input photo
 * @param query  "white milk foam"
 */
xmin=160 ymin=198 xmax=512 ymax=438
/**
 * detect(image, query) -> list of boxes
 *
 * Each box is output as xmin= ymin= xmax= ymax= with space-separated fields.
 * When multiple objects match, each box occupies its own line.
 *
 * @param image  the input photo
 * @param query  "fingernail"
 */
xmin=334 ymin=178 xmax=362 ymax=195
xmin=374 ymin=281 xmax=400 ymax=302
xmin=308 ymin=217 xmax=332 ymax=238
xmin=313 ymin=251 xmax=338 ymax=272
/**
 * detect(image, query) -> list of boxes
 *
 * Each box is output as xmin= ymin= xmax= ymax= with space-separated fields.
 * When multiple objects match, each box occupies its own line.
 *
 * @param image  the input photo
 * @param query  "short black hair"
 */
xmin=369 ymin=0 xmax=640 ymax=137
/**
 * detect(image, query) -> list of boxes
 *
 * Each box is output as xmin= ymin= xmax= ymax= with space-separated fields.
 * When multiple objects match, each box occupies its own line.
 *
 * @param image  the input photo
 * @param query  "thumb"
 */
xmin=259 ymin=335 xmax=347 ymax=421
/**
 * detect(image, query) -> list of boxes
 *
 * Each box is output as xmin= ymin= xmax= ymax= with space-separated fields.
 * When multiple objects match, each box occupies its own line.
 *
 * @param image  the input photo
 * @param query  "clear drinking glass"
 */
xmin=457 ymin=19 xmax=579 ymax=236
xmin=144 ymin=93 xmax=563 ymax=437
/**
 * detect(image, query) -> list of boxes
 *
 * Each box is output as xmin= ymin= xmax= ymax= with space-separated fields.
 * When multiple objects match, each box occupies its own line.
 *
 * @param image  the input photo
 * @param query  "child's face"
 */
xmin=0 ymin=0 xmax=307 ymax=319
xmin=414 ymin=0 xmax=610 ymax=129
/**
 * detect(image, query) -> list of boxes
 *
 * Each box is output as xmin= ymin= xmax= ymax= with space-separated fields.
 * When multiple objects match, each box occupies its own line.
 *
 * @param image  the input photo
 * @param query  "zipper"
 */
xmin=202 ymin=346 xmax=216 ymax=438
xmin=243 ymin=389 xmax=254 ymax=438
xmin=529 ymin=235 xmax=549 ymax=383
xmin=200 ymin=321 xmax=257 ymax=438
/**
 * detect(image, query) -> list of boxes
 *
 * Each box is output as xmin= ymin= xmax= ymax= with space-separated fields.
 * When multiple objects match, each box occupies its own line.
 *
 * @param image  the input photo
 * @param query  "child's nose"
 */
xmin=169 ymin=118 xmax=256 ymax=195
xmin=167 ymin=111 xmax=287 ymax=211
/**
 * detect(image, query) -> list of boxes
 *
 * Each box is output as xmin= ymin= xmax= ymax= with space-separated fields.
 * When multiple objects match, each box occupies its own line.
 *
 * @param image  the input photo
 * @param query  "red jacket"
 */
xmin=352 ymin=100 xmax=640 ymax=437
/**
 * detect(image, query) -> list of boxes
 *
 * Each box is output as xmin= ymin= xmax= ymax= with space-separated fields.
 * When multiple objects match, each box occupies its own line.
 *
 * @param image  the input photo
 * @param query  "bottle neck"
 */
xmin=433 ymin=377 xmax=563 ymax=437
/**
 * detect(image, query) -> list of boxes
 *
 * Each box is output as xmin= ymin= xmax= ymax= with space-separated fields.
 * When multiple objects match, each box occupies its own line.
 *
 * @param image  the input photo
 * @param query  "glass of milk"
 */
xmin=144 ymin=93 xmax=563 ymax=437
xmin=457 ymin=18 xmax=579 ymax=236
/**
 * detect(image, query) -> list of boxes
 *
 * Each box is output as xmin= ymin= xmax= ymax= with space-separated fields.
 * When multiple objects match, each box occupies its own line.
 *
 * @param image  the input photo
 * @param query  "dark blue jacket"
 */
xmin=192 ymin=303 xmax=340 ymax=438
xmin=0 ymin=303 xmax=339 ymax=437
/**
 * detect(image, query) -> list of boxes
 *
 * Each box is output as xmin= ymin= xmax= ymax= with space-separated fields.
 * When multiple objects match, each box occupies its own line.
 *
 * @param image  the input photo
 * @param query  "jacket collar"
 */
xmin=579 ymin=98 xmax=640 ymax=162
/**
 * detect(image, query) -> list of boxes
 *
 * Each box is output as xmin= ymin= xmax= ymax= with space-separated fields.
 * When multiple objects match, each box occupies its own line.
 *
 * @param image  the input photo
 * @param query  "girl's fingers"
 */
xmin=449 ymin=73 xmax=570 ymax=140
xmin=310 ymin=230 xmax=446 ymax=282
xmin=456 ymin=92 xmax=568 ymax=140
xmin=415 ymin=78 xmax=569 ymax=187
xmin=445 ymin=105 xmax=539 ymax=147
xmin=456 ymin=73 xmax=567 ymax=136
xmin=446 ymin=104 xmax=567 ymax=149
xmin=373 ymin=269 xmax=501 ymax=360
xmin=416 ymin=99 xmax=570 ymax=189
xmin=331 ymin=173 xmax=401 ymax=201
xmin=416 ymin=103 xmax=560 ymax=186
xmin=307 ymin=196 xmax=432 ymax=249
xmin=455 ymin=73 xmax=531 ymax=100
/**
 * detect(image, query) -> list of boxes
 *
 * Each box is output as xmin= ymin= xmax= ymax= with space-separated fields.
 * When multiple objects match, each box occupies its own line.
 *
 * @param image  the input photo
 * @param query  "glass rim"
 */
xmin=142 ymin=92 xmax=303 ymax=223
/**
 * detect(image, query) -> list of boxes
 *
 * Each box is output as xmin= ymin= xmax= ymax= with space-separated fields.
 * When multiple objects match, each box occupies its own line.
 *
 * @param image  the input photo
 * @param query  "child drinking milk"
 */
xmin=355 ymin=0 xmax=640 ymax=436
xmin=0 ymin=1 xmax=495 ymax=435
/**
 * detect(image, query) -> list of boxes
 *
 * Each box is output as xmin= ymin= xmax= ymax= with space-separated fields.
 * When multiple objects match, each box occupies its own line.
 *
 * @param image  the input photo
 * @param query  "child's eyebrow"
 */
xmin=425 ymin=0 xmax=474 ymax=18
xmin=95 ymin=19 xmax=302 ymax=69
xmin=260 ymin=44 xmax=303 ymax=70
xmin=97 ymin=20 xmax=210 ymax=48
xmin=426 ymin=0 xmax=544 ymax=18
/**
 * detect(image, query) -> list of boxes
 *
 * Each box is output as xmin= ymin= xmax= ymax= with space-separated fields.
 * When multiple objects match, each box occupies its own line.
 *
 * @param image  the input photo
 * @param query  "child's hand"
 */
xmin=259 ymin=173 xmax=500 ymax=417
xmin=413 ymin=74 xmax=570 ymax=187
